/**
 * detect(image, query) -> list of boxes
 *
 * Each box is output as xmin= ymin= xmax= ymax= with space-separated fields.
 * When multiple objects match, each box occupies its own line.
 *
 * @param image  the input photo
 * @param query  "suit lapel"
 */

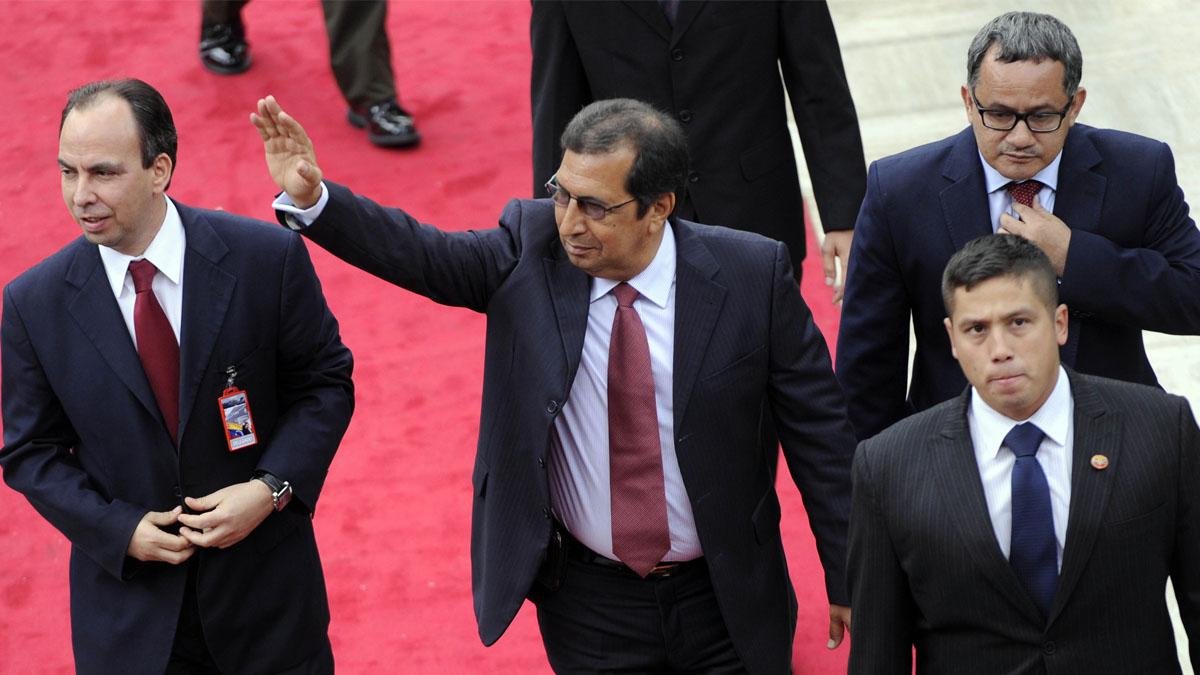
xmin=670 ymin=222 xmax=725 ymax=430
xmin=175 ymin=204 xmax=236 ymax=443
xmin=932 ymin=391 xmax=1047 ymax=623
xmin=544 ymin=246 xmax=590 ymax=385
xmin=939 ymin=128 xmax=994 ymax=250
xmin=1049 ymin=129 xmax=1105 ymax=368
xmin=1050 ymin=369 xmax=1120 ymax=622
xmin=64 ymin=245 xmax=163 ymax=425
xmin=669 ymin=0 xmax=704 ymax=45
xmin=624 ymin=0 xmax=671 ymax=41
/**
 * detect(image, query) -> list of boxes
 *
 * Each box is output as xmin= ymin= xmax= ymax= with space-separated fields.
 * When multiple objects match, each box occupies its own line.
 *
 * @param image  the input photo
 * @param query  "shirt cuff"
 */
xmin=272 ymin=182 xmax=329 ymax=230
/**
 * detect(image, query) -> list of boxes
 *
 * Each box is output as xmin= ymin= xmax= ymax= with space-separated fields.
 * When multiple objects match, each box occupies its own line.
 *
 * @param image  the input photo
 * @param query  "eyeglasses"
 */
xmin=971 ymin=89 xmax=1074 ymax=133
xmin=545 ymin=175 xmax=637 ymax=220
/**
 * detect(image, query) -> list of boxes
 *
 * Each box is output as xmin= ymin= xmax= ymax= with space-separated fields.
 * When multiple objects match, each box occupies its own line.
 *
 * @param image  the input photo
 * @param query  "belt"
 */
xmin=559 ymin=524 xmax=702 ymax=578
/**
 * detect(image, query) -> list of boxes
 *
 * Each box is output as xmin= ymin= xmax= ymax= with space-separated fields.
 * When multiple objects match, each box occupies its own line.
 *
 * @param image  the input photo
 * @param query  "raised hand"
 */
xmin=251 ymin=95 xmax=324 ymax=208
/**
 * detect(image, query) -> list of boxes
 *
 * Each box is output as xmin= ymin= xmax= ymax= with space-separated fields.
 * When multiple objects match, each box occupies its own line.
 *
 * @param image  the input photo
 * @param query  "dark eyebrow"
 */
xmin=58 ymin=158 xmax=124 ymax=173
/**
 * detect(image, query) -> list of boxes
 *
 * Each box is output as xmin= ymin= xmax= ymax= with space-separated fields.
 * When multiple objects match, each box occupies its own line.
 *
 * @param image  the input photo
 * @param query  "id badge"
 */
xmin=218 ymin=386 xmax=258 ymax=451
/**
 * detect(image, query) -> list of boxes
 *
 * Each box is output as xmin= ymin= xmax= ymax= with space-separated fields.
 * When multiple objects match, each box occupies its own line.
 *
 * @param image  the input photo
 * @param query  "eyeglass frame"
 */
xmin=970 ymin=88 xmax=1075 ymax=133
xmin=545 ymin=174 xmax=638 ymax=220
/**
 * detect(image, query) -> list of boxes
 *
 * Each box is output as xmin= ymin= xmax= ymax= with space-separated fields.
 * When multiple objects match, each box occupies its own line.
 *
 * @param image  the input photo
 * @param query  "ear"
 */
xmin=1054 ymin=303 xmax=1069 ymax=346
xmin=648 ymin=191 xmax=675 ymax=233
xmin=151 ymin=153 xmax=173 ymax=192
xmin=944 ymin=317 xmax=959 ymax=360
xmin=1065 ymin=87 xmax=1087 ymax=127
xmin=961 ymin=85 xmax=975 ymax=122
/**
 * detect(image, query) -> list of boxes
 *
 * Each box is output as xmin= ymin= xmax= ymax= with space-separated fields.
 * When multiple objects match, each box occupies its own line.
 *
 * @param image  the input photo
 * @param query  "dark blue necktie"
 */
xmin=1007 ymin=422 xmax=1057 ymax=616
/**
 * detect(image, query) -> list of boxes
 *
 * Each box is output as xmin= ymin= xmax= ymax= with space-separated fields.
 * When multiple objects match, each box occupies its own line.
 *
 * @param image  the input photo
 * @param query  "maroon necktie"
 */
xmin=608 ymin=283 xmax=670 ymax=577
xmin=1007 ymin=180 xmax=1043 ymax=207
xmin=129 ymin=260 xmax=179 ymax=442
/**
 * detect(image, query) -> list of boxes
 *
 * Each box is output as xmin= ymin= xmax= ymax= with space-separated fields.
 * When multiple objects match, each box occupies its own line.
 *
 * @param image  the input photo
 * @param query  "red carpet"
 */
xmin=0 ymin=1 xmax=846 ymax=672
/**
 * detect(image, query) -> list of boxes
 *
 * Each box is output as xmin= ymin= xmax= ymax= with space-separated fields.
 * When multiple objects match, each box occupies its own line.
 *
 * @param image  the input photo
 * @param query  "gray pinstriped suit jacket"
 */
xmin=847 ymin=368 xmax=1199 ymax=674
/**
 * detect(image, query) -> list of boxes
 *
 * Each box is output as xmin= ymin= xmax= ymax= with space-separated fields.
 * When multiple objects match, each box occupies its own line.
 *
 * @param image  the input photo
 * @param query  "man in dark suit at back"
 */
xmin=836 ymin=11 xmax=1200 ymax=441
xmin=0 ymin=79 xmax=354 ymax=674
xmin=531 ymin=0 xmax=867 ymax=302
xmin=847 ymin=234 xmax=1199 ymax=673
xmin=253 ymin=95 xmax=858 ymax=673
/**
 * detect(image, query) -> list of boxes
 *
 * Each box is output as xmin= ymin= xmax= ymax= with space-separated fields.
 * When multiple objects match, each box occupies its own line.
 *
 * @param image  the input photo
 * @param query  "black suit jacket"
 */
xmin=836 ymin=125 xmax=1200 ymax=441
xmin=294 ymin=181 xmax=857 ymax=675
xmin=0 ymin=201 xmax=354 ymax=675
xmin=530 ymin=0 xmax=866 ymax=272
xmin=847 ymin=370 xmax=1200 ymax=674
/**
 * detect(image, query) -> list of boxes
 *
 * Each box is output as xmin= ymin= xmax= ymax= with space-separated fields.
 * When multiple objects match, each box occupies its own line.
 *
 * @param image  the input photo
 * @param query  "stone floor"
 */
xmin=795 ymin=1 xmax=1199 ymax=668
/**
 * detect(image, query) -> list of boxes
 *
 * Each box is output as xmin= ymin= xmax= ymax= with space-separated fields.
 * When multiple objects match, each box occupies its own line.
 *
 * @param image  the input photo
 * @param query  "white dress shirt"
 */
xmin=981 ymin=150 xmax=1063 ymax=233
xmin=968 ymin=365 xmax=1074 ymax=570
xmin=96 ymin=196 xmax=186 ymax=346
xmin=549 ymin=223 xmax=702 ymax=562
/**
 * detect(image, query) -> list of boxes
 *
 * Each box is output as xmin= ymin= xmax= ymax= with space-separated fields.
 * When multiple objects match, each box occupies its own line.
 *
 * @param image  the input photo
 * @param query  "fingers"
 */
xmin=827 ymin=604 xmax=851 ymax=649
xmin=144 ymin=505 xmax=183 ymax=527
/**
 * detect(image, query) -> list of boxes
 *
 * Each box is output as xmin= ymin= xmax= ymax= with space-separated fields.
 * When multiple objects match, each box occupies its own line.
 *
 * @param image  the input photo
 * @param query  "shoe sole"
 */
xmin=201 ymin=53 xmax=252 ymax=76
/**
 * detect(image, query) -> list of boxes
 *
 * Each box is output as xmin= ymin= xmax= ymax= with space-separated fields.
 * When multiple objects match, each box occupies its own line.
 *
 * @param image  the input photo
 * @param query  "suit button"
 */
xmin=546 ymin=400 xmax=559 ymax=414
xmin=671 ymin=48 xmax=684 ymax=61
xmin=688 ymin=171 xmax=700 ymax=184
xmin=538 ymin=457 xmax=546 ymax=469
xmin=679 ymin=109 xmax=693 ymax=123
xmin=542 ymin=507 xmax=551 ymax=519
xmin=173 ymin=485 xmax=182 ymax=498
xmin=1043 ymin=641 xmax=1056 ymax=655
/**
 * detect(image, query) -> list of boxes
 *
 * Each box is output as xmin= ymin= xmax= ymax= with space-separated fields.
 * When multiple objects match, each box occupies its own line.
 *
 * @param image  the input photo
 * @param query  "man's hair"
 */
xmin=560 ymin=98 xmax=689 ymax=218
xmin=967 ymin=11 xmax=1083 ymax=98
xmin=60 ymin=79 xmax=178 ymax=190
xmin=942 ymin=234 xmax=1059 ymax=316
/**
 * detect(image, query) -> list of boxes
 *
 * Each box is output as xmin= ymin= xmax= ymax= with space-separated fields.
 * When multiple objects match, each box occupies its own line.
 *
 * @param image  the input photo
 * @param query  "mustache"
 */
xmin=998 ymin=143 xmax=1038 ymax=157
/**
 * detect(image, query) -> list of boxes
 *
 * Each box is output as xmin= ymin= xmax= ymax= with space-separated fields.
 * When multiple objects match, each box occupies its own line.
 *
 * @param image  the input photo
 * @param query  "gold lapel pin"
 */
xmin=1090 ymin=454 xmax=1109 ymax=470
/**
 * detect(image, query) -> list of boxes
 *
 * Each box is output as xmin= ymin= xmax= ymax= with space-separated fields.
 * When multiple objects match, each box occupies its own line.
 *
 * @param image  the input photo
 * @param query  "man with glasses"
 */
xmin=252 ymin=95 xmax=857 ymax=673
xmin=836 ymin=11 xmax=1200 ymax=442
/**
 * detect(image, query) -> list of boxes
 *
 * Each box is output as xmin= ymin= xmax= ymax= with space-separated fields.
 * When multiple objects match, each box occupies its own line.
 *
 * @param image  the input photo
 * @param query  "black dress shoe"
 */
xmin=199 ymin=22 xmax=251 ymax=75
xmin=347 ymin=100 xmax=421 ymax=148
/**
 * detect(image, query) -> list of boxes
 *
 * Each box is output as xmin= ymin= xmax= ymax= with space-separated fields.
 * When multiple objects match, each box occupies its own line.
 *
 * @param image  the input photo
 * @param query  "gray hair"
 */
xmin=967 ymin=11 xmax=1082 ymax=97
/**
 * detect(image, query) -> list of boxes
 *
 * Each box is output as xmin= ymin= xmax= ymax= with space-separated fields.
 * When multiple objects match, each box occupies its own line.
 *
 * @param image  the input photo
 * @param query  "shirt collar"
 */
xmin=971 ymin=365 xmax=1072 ymax=458
xmin=589 ymin=221 xmax=676 ymax=308
xmin=980 ymin=149 xmax=1063 ymax=194
xmin=97 ymin=196 xmax=186 ymax=295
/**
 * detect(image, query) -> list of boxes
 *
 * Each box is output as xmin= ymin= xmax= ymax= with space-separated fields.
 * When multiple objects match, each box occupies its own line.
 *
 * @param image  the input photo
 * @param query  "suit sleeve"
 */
xmin=776 ymin=0 xmax=866 ymax=233
xmin=294 ymin=182 xmax=522 ymax=313
xmin=530 ymin=0 xmax=593 ymax=198
xmin=253 ymin=234 xmax=354 ymax=513
xmin=1171 ymin=398 xmax=1200 ymax=667
xmin=1059 ymin=141 xmax=1200 ymax=333
xmin=767 ymin=241 xmax=858 ymax=603
xmin=0 ymin=285 xmax=146 ymax=580
xmin=846 ymin=441 xmax=915 ymax=674
xmin=836 ymin=162 xmax=914 ymax=441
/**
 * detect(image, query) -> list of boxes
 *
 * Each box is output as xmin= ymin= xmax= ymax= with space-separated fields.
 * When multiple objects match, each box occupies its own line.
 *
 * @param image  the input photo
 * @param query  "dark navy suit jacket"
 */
xmin=0 ymin=201 xmax=354 ymax=674
xmin=837 ymin=124 xmax=1200 ymax=441
xmin=296 ymin=182 xmax=857 ymax=675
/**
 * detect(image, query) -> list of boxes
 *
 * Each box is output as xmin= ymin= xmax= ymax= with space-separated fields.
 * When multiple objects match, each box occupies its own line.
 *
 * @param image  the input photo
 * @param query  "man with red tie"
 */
xmin=254 ymin=95 xmax=857 ymax=673
xmin=0 ymin=79 xmax=354 ymax=674
xmin=836 ymin=11 xmax=1200 ymax=443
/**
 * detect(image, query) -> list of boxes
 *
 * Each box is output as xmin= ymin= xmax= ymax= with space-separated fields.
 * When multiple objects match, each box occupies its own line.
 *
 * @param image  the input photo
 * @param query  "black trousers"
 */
xmin=529 ymin=552 xmax=746 ymax=674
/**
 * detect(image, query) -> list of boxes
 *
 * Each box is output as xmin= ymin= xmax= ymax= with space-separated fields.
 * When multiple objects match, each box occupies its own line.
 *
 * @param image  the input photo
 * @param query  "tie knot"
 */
xmin=1006 ymin=180 xmax=1043 ymax=207
xmin=1005 ymin=422 xmax=1045 ymax=458
xmin=128 ymin=259 xmax=159 ymax=293
xmin=613 ymin=282 xmax=639 ymax=308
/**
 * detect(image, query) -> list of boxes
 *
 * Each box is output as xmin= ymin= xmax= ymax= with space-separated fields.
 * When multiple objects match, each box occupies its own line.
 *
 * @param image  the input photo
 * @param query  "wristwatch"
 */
xmin=254 ymin=471 xmax=293 ymax=512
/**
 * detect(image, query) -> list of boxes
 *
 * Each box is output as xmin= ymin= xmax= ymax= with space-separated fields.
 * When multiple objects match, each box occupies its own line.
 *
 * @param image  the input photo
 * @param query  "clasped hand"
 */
xmin=125 ymin=480 xmax=275 ymax=563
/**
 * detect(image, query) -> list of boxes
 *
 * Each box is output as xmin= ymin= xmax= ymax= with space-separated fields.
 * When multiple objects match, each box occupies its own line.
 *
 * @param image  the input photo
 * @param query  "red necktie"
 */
xmin=129 ymin=260 xmax=180 ymax=442
xmin=1007 ymin=180 xmax=1043 ymax=207
xmin=608 ymin=283 xmax=670 ymax=577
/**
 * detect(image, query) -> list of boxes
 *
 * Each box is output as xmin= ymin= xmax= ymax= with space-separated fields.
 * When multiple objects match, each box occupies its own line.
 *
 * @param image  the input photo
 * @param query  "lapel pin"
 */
xmin=1090 ymin=454 xmax=1109 ymax=470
